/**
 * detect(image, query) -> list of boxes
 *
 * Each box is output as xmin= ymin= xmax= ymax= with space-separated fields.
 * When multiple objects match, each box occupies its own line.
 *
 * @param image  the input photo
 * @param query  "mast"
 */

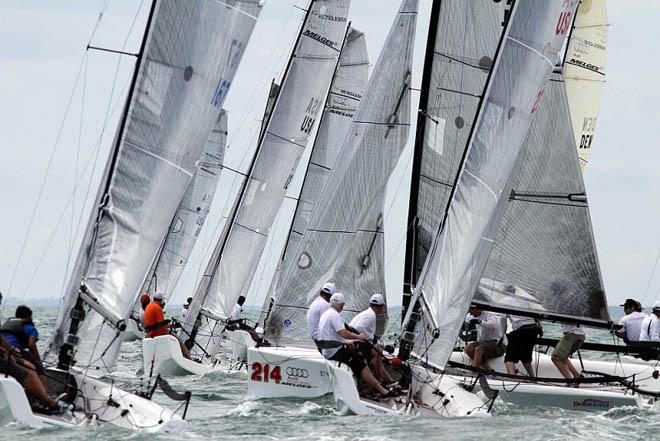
xmin=401 ymin=0 xmax=441 ymax=320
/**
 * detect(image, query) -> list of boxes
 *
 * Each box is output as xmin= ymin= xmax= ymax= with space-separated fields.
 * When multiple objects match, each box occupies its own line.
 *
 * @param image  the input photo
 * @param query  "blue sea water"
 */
xmin=0 ymin=306 xmax=658 ymax=441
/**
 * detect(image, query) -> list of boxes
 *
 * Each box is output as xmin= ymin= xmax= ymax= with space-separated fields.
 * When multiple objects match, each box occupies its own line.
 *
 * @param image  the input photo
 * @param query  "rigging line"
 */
xmin=642 ymin=249 xmax=660 ymax=306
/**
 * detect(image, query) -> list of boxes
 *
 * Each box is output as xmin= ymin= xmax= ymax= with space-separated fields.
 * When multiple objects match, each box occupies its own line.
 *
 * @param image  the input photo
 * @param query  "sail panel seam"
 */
xmin=124 ymin=141 xmax=193 ymax=177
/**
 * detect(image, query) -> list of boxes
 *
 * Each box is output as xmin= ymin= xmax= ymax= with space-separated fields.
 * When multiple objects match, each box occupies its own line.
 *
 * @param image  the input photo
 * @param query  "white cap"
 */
xmin=153 ymin=292 xmax=164 ymax=301
xmin=370 ymin=293 xmax=385 ymax=306
xmin=321 ymin=282 xmax=336 ymax=295
xmin=255 ymin=326 xmax=264 ymax=335
xmin=330 ymin=292 xmax=346 ymax=305
xmin=653 ymin=300 xmax=660 ymax=311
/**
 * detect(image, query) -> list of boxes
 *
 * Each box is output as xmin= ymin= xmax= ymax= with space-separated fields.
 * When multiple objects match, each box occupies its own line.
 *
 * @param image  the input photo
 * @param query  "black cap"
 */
xmin=620 ymin=298 xmax=638 ymax=308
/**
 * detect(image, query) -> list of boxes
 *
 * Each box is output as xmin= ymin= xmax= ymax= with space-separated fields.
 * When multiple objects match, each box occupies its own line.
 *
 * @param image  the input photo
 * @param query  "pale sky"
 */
xmin=0 ymin=1 xmax=658 ymax=311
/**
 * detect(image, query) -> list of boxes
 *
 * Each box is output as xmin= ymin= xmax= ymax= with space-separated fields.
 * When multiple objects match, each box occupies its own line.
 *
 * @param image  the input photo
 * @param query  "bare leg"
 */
xmin=179 ymin=341 xmax=192 ymax=360
xmin=567 ymin=359 xmax=581 ymax=378
xmin=22 ymin=370 xmax=57 ymax=408
xmin=359 ymin=366 xmax=388 ymax=395
xmin=464 ymin=343 xmax=476 ymax=361
xmin=505 ymin=361 xmax=517 ymax=375
xmin=473 ymin=346 xmax=487 ymax=369
xmin=370 ymin=353 xmax=394 ymax=384
xmin=551 ymin=356 xmax=572 ymax=379
xmin=522 ymin=362 xmax=535 ymax=377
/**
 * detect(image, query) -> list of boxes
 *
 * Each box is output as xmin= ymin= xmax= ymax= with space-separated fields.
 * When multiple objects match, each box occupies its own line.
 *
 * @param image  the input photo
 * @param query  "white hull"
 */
xmin=247 ymin=346 xmax=489 ymax=417
xmin=143 ymin=331 xmax=255 ymax=377
xmin=123 ymin=319 xmax=145 ymax=342
xmin=0 ymin=368 xmax=186 ymax=431
xmin=449 ymin=351 xmax=659 ymax=411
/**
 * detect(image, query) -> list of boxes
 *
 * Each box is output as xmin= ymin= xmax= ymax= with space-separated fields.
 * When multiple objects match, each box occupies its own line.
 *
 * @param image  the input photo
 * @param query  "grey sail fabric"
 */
xmin=260 ymin=81 xmax=280 ymax=141
xmin=47 ymin=0 xmax=263 ymax=373
xmin=405 ymin=0 xmax=509 ymax=297
xmin=141 ymin=109 xmax=228 ymax=299
xmin=266 ymin=0 xmax=418 ymax=346
xmin=184 ymin=0 xmax=351 ymax=357
xmin=409 ymin=0 xmax=579 ymax=368
xmin=261 ymin=27 xmax=369 ymax=320
xmin=473 ymin=72 xmax=609 ymax=323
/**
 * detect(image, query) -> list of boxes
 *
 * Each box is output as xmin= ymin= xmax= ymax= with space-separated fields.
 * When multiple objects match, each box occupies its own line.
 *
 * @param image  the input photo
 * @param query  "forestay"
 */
xmin=47 ymin=0 xmax=263 ymax=373
xmin=408 ymin=0 xmax=579 ymax=368
xmin=183 ymin=0 xmax=351 ymax=357
xmin=266 ymin=0 xmax=418 ymax=346
xmin=141 ymin=109 xmax=228 ymax=299
xmin=403 ymin=0 xmax=510 ymax=303
xmin=564 ymin=0 xmax=608 ymax=172
xmin=261 ymin=27 xmax=369 ymax=321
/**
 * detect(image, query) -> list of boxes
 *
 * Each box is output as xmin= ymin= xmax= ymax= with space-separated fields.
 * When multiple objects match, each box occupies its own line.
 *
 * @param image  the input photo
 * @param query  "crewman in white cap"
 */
xmin=307 ymin=282 xmax=336 ymax=342
xmin=639 ymin=300 xmax=660 ymax=342
xmin=317 ymin=293 xmax=397 ymax=398
xmin=349 ymin=293 xmax=397 ymax=387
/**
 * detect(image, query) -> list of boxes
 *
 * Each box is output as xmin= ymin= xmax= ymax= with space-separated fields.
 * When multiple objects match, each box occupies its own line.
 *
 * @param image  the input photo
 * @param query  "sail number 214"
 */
xmin=251 ymin=362 xmax=282 ymax=384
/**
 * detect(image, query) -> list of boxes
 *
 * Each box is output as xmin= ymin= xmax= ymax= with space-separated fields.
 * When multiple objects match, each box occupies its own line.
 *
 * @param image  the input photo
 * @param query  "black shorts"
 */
xmin=0 ymin=353 xmax=28 ymax=383
xmin=504 ymin=326 xmax=539 ymax=364
xmin=330 ymin=345 xmax=367 ymax=376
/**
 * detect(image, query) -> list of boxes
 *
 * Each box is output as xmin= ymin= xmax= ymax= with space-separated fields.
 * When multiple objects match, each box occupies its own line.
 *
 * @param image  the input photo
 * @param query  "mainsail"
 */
xmin=404 ymin=0 xmax=579 ymax=368
xmin=183 ymin=0 xmax=351 ymax=356
xmin=261 ymin=27 xmax=369 ymax=320
xmin=141 ymin=109 xmax=228 ymax=298
xmin=47 ymin=0 xmax=263 ymax=373
xmin=564 ymin=0 xmax=608 ymax=172
xmin=266 ymin=0 xmax=418 ymax=346
xmin=402 ymin=0 xmax=510 ymax=313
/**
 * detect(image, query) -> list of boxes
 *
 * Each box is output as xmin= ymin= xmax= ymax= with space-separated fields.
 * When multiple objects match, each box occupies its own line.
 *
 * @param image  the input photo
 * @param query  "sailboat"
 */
xmin=142 ymin=0 xmax=353 ymax=377
xmin=442 ymin=0 xmax=660 ymax=411
xmin=0 ymin=0 xmax=263 ymax=430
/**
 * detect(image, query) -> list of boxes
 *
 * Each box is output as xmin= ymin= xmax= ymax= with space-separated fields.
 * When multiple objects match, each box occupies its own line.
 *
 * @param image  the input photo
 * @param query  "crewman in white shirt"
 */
xmin=307 ymin=282 xmax=335 ymax=341
xmin=349 ymin=293 xmax=396 ymax=386
xmin=463 ymin=307 xmax=506 ymax=371
xmin=318 ymin=293 xmax=396 ymax=398
xmin=639 ymin=301 xmax=660 ymax=342
xmin=615 ymin=298 xmax=647 ymax=343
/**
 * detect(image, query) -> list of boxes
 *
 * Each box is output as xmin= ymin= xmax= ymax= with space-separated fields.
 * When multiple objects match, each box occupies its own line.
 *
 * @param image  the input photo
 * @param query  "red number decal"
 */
xmin=251 ymin=362 xmax=262 ymax=381
xmin=270 ymin=366 xmax=282 ymax=384
xmin=531 ymin=89 xmax=545 ymax=113
xmin=263 ymin=363 xmax=270 ymax=383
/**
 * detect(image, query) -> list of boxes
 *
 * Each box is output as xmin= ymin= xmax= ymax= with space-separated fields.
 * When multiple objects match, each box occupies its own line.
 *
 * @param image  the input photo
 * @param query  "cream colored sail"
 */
xmin=564 ymin=0 xmax=608 ymax=173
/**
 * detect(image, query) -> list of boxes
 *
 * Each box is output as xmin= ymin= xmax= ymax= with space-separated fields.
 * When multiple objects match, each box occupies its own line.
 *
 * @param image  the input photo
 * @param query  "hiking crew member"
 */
xmin=615 ymin=298 xmax=647 ymax=343
xmin=504 ymin=314 xmax=542 ymax=377
xmin=306 ymin=282 xmax=335 ymax=341
xmin=182 ymin=297 xmax=193 ymax=319
xmin=1 ymin=305 xmax=47 ymax=387
xmin=317 ymin=293 xmax=398 ymax=399
xmin=551 ymin=324 xmax=585 ymax=379
xmin=639 ymin=301 xmax=660 ymax=342
xmin=227 ymin=295 xmax=254 ymax=332
xmin=144 ymin=292 xmax=193 ymax=360
xmin=463 ymin=307 xmax=506 ymax=371
xmin=348 ymin=293 xmax=396 ymax=386
xmin=0 ymin=334 xmax=67 ymax=413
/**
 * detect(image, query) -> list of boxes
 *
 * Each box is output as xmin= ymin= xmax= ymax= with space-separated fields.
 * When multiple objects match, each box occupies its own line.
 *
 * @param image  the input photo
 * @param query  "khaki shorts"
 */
xmin=553 ymin=333 xmax=585 ymax=362
xmin=466 ymin=341 xmax=506 ymax=359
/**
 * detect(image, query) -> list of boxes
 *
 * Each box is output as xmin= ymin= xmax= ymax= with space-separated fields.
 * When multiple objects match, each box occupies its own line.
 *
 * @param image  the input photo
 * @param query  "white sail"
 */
xmin=183 ymin=0 xmax=351 ymax=357
xmin=141 ymin=110 xmax=228 ymax=299
xmin=266 ymin=0 xmax=418 ymax=345
xmin=47 ymin=0 xmax=263 ymax=373
xmin=564 ymin=0 xmax=608 ymax=172
xmin=405 ymin=0 xmax=580 ymax=368
xmin=261 ymin=27 xmax=369 ymax=320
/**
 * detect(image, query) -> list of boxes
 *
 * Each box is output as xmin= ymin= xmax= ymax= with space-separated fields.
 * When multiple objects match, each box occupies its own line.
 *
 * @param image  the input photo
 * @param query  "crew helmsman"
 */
xmin=317 ymin=293 xmax=397 ymax=398
xmin=615 ymin=298 xmax=647 ymax=343
xmin=144 ymin=292 xmax=193 ymax=360
xmin=306 ymin=282 xmax=335 ymax=342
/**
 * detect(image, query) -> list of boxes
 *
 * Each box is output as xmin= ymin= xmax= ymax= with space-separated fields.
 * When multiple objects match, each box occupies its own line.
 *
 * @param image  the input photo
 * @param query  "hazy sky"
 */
xmin=0 ymin=1 xmax=658 ymax=311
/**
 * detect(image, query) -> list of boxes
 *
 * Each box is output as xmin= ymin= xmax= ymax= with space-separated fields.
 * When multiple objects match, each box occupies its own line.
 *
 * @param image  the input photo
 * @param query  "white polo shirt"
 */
xmin=639 ymin=314 xmax=659 ymax=341
xmin=307 ymin=296 xmax=330 ymax=341
xmin=349 ymin=308 xmax=376 ymax=341
xmin=318 ymin=308 xmax=347 ymax=358
xmin=230 ymin=303 xmax=242 ymax=321
xmin=619 ymin=311 xmax=647 ymax=342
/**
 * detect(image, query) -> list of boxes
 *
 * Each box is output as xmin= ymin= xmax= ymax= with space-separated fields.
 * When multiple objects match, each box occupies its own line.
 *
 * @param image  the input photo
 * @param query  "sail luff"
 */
xmin=407 ymin=0 xmax=580 ymax=369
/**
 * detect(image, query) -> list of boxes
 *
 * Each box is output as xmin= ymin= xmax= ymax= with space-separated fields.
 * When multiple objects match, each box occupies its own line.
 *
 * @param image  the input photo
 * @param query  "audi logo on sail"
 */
xmin=286 ymin=367 xmax=309 ymax=378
